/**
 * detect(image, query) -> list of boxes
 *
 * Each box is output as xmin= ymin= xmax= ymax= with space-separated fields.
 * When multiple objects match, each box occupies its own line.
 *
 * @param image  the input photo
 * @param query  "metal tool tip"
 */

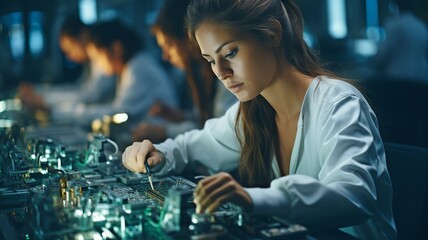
xmin=148 ymin=175 xmax=155 ymax=191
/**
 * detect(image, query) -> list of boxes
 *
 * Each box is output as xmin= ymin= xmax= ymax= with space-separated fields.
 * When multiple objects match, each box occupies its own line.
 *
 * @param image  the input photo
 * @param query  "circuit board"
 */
xmin=0 ymin=125 xmax=308 ymax=240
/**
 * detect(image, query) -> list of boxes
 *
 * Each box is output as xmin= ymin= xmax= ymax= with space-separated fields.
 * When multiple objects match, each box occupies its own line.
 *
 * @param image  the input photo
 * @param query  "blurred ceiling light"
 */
xmin=29 ymin=12 xmax=44 ymax=57
xmin=366 ymin=0 xmax=381 ymax=41
xmin=354 ymin=39 xmax=378 ymax=57
xmin=79 ymin=0 xmax=97 ymax=24
xmin=10 ymin=21 xmax=25 ymax=58
xmin=366 ymin=0 xmax=379 ymax=28
xmin=327 ymin=0 xmax=347 ymax=39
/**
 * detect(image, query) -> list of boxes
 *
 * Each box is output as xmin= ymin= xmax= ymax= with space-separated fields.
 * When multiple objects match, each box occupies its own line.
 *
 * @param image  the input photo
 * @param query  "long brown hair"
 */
xmin=152 ymin=0 xmax=216 ymax=125
xmin=186 ymin=0 xmax=335 ymax=187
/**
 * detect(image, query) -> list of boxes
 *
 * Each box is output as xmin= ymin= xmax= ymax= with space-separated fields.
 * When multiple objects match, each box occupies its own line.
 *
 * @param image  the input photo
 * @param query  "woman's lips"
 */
xmin=227 ymin=83 xmax=243 ymax=93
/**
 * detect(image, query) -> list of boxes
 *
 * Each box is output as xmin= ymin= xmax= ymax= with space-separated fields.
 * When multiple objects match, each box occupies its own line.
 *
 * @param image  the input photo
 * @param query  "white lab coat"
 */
xmin=155 ymin=76 xmax=396 ymax=239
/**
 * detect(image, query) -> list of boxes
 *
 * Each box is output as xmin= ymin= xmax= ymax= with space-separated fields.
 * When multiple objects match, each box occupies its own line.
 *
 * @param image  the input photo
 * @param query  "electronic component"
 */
xmin=260 ymin=224 xmax=308 ymax=240
xmin=159 ymin=185 xmax=193 ymax=232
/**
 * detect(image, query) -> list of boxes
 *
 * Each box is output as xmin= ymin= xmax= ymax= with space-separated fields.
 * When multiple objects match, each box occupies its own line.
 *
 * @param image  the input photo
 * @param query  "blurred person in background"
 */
xmin=76 ymin=19 xmax=178 ymax=130
xmin=131 ymin=0 xmax=236 ymax=143
xmin=18 ymin=15 xmax=116 ymax=118
xmin=372 ymin=0 xmax=428 ymax=81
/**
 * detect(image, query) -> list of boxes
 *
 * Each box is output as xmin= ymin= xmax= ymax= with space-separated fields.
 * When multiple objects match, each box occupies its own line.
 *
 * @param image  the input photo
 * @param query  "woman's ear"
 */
xmin=270 ymin=19 xmax=283 ymax=47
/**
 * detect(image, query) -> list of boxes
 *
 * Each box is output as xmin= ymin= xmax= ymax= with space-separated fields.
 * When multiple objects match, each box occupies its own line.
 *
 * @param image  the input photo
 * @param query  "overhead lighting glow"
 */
xmin=79 ymin=0 xmax=97 ymax=24
xmin=327 ymin=0 xmax=347 ymax=39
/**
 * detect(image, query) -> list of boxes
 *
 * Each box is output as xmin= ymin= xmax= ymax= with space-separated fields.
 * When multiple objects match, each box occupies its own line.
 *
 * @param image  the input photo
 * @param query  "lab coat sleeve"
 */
xmin=246 ymin=95 xmax=380 ymax=229
xmin=154 ymin=102 xmax=241 ymax=176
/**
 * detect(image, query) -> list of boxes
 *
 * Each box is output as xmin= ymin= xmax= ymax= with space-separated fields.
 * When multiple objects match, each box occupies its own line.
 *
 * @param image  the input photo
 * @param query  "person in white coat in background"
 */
xmin=18 ymin=15 xmax=116 ymax=120
xmin=76 ymin=19 xmax=178 ymax=129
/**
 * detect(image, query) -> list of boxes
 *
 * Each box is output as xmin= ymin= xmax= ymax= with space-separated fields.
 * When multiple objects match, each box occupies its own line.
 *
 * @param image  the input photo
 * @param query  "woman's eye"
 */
xmin=225 ymin=48 xmax=238 ymax=58
xmin=208 ymin=60 xmax=215 ymax=65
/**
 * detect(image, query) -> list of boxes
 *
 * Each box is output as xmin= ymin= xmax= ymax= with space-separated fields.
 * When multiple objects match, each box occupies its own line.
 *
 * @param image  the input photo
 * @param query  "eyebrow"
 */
xmin=201 ymin=40 xmax=235 ymax=57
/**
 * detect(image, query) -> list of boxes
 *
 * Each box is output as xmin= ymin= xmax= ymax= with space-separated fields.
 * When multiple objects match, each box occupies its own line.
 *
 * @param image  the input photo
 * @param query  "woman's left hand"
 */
xmin=193 ymin=172 xmax=253 ymax=213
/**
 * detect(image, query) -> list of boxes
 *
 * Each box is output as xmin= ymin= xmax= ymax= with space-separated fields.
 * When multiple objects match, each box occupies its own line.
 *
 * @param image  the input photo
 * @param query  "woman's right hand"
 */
xmin=122 ymin=140 xmax=163 ymax=173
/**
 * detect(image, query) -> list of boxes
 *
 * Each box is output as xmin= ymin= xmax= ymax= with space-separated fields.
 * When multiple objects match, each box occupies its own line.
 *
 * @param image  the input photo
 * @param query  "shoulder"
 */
xmin=312 ymin=76 xmax=363 ymax=100
xmin=305 ymin=76 xmax=372 ymax=118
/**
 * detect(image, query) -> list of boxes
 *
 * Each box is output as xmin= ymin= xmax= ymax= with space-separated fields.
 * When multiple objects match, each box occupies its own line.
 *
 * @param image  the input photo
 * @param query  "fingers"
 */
xmin=146 ymin=149 xmax=160 ymax=166
xmin=194 ymin=173 xmax=230 ymax=200
xmin=122 ymin=140 xmax=161 ymax=173
xmin=122 ymin=142 xmax=142 ymax=173
xmin=198 ymin=181 xmax=235 ymax=213
xmin=194 ymin=172 xmax=254 ymax=213
xmin=194 ymin=172 xmax=236 ymax=213
xmin=205 ymin=192 xmax=234 ymax=213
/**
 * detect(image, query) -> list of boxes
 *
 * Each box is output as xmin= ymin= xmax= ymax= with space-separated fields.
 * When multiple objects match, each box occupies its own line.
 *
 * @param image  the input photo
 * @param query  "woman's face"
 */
xmin=59 ymin=35 xmax=87 ymax=63
xmin=86 ymin=43 xmax=121 ymax=75
xmin=154 ymin=30 xmax=186 ymax=70
xmin=195 ymin=21 xmax=278 ymax=102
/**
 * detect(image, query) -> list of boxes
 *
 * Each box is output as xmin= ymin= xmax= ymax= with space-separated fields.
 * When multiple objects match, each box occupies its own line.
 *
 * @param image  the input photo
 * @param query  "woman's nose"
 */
xmin=215 ymin=61 xmax=232 ymax=80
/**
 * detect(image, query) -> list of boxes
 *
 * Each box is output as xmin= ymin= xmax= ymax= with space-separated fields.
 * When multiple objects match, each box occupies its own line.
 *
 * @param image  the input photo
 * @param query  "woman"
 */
xmin=131 ymin=0 xmax=236 ymax=143
xmin=77 ymin=19 xmax=178 ymax=128
xmin=122 ymin=0 xmax=396 ymax=239
xmin=18 ymin=15 xmax=116 ymax=119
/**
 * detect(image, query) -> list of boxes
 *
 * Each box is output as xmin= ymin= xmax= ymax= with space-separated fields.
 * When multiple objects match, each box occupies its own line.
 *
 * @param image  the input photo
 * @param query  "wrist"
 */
xmin=242 ymin=190 xmax=254 ymax=212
